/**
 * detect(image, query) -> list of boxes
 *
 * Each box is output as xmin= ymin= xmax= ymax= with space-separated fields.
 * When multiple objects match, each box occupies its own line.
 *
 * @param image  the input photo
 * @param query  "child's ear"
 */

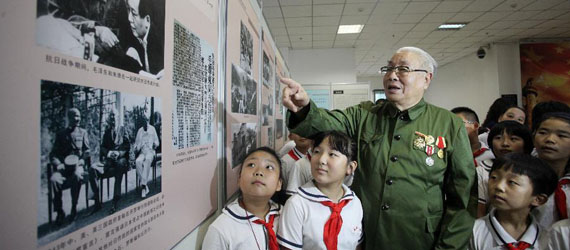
xmin=346 ymin=161 xmax=358 ymax=176
xmin=276 ymin=178 xmax=282 ymax=192
xmin=531 ymin=193 xmax=549 ymax=207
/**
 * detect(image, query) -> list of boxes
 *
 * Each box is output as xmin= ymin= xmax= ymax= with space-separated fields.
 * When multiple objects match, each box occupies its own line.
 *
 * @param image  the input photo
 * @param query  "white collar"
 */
xmin=487 ymin=208 xmax=539 ymax=246
xmin=223 ymin=198 xmax=280 ymax=224
xmin=297 ymin=181 xmax=354 ymax=203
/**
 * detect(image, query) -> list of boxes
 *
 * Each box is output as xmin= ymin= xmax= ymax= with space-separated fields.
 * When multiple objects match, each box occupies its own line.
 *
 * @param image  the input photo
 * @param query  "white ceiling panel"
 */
xmin=291 ymin=34 xmax=313 ymax=42
xmin=510 ymin=20 xmax=546 ymax=29
xmin=422 ymin=13 xmax=455 ymax=22
xmin=313 ymin=4 xmax=344 ymax=16
xmin=522 ymin=0 xmax=565 ymax=11
xmin=269 ymin=27 xmax=289 ymax=35
xmin=343 ymin=3 xmax=376 ymax=15
xmin=314 ymin=16 xmax=341 ymax=26
xmin=448 ymin=12 xmax=484 ymax=22
xmin=263 ymin=6 xmax=283 ymax=18
xmin=285 ymin=17 xmax=312 ymax=27
xmin=532 ymin=10 xmax=568 ymax=20
xmin=485 ymin=20 xmax=518 ymax=30
xmin=279 ymin=0 xmax=312 ymax=6
xmin=394 ymin=13 xmax=427 ymax=23
xmin=313 ymin=34 xmax=336 ymax=41
xmin=313 ymin=26 xmax=338 ymax=34
xmin=340 ymin=15 xmax=369 ymax=24
xmin=536 ymin=19 xmax=569 ymax=29
xmin=336 ymin=33 xmax=360 ymax=40
xmin=492 ymin=0 xmax=535 ymax=11
xmin=372 ymin=2 xmax=408 ymax=15
xmin=463 ymin=0 xmax=500 ymax=12
xmin=267 ymin=18 xmax=286 ymax=27
xmin=282 ymin=5 xmax=312 ymax=17
xmin=405 ymin=31 xmax=430 ymax=38
xmin=402 ymin=2 xmax=439 ymax=14
xmin=504 ymin=11 xmax=541 ymax=21
xmin=411 ymin=22 xmax=441 ymax=32
xmin=432 ymin=1 xmax=472 ymax=13
xmin=263 ymin=0 xmax=280 ymax=7
xmin=313 ymin=41 xmax=334 ymax=48
xmin=476 ymin=11 xmax=513 ymax=22
xmin=461 ymin=21 xmax=493 ymax=30
xmin=313 ymin=0 xmax=345 ymax=4
xmin=287 ymin=26 xmax=313 ymax=35
xmin=334 ymin=40 xmax=357 ymax=47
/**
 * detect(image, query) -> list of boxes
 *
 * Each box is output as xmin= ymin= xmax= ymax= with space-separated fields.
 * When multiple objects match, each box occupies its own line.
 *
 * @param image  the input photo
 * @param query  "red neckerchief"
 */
xmin=555 ymin=178 xmax=570 ymax=220
xmin=320 ymin=199 xmax=351 ymax=250
xmin=505 ymin=241 xmax=531 ymax=250
xmin=472 ymin=147 xmax=488 ymax=167
xmin=252 ymin=214 xmax=279 ymax=250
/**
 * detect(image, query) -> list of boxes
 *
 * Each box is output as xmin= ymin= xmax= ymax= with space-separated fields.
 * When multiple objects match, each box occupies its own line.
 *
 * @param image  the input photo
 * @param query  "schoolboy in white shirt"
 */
xmin=469 ymin=153 xmax=558 ymax=250
xmin=543 ymin=219 xmax=570 ymax=250
xmin=278 ymin=131 xmax=363 ymax=250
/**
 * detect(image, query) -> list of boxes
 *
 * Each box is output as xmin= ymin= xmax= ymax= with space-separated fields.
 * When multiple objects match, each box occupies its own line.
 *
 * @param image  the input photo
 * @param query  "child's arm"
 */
xmin=201 ymin=226 xmax=228 ymax=250
xmin=277 ymin=196 xmax=305 ymax=250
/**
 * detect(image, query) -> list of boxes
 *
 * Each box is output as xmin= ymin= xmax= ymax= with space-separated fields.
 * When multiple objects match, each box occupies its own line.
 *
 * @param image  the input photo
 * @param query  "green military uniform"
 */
xmin=287 ymin=98 xmax=476 ymax=249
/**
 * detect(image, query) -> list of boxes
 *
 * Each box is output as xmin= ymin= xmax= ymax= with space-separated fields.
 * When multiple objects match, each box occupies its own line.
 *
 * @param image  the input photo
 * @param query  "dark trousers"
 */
xmin=89 ymin=157 xmax=128 ymax=204
xmin=53 ymin=167 xmax=81 ymax=212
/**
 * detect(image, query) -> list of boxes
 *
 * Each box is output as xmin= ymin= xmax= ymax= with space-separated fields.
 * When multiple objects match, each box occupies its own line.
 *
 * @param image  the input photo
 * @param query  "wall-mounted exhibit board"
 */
xmin=0 ymin=0 xmax=218 ymax=248
xmin=273 ymin=52 xmax=288 ymax=151
xmin=225 ymin=0 xmax=261 ymax=199
xmin=331 ymin=83 xmax=371 ymax=110
xmin=305 ymin=85 xmax=333 ymax=109
xmin=260 ymin=30 xmax=275 ymax=149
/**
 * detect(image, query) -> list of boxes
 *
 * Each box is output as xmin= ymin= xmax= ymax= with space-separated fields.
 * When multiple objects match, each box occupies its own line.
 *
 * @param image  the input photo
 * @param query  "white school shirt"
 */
xmin=277 ymin=181 xmax=363 ymax=250
xmin=544 ymin=219 xmax=570 ymax=250
xmin=533 ymin=173 xmax=570 ymax=229
xmin=281 ymin=148 xmax=307 ymax=190
xmin=477 ymin=159 xmax=494 ymax=205
xmin=474 ymin=146 xmax=494 ymax=167
xmin=469 ymin=209 xmax=543 ymax=250
xmin=479 ymin=131 xmax=490 ymax=149
xmin=202 ymin=199 xmax=281 ymax=250
xmin=286 ymin=158 xmax=354 ymax=195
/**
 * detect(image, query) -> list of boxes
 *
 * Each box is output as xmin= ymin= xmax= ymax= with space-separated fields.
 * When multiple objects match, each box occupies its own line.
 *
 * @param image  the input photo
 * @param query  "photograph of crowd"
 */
xmin=239 ymin=21 xmax=253 ymax=76
xmin=38 ymin=80 xmax=162 ymax=246
xmin=36 ymin=0 xmax=165 ymax=79
xmin=230 ymin=123 xmax=257 ymax=168
xmin=262 ymin=93 xmax=273 ymax=126
xmin=231 ymin=64 xmax=257 ymax=115
xmin=267 ymin=127 xmax=274 ymax=149
xmin=276 ymin=119 xmax=283 ymax=139
xmin=262 ymin=51 xmax=272 ymax=88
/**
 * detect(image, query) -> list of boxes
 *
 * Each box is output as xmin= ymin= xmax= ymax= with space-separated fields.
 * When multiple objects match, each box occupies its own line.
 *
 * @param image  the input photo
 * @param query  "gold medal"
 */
xmin=437 ymin=149 xmax=444 ymax=159
xmin=425 ymin=135 xmax=435 ymax=145
xmin=413 ymin=137 xmax=426 ymax=150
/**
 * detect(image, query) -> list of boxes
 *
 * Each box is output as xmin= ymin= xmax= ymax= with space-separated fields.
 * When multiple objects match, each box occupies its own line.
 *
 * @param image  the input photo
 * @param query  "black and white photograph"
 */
xmin=262 ymin=51 xmax=273 ymax=88
xmin=39 ymin=80 xmax=162 ymax=246
xmin=275 ymin=73 xmax=282 ymax=115
xmin=36 ymin=0 xmax=165 ymax=79
xmin=231 ymin=64 xmax=257 ymax=115
xmin=172 ymin=21 xmax=215 ymax=150
xmin=239 ymin=21 xmax=253 ymax=76
xmin=276 ymin=119 xmax=283 ymax=139
xmin=262 ymin=93 xmax=273 ymax=126
xmin=267 ymin=127 xmax=274 ymax=149
xmin=230 ymin=123 xmax=257 ymax=168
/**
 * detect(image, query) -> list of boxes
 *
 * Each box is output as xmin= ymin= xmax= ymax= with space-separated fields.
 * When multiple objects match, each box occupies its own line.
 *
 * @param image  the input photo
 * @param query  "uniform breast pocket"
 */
xmin=358 ymin=135 xmax=383 ymax=171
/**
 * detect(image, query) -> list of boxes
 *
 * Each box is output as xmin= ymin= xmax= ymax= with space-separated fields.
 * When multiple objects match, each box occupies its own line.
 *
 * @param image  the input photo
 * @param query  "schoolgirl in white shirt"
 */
xmin=278 ymin=131 xmax=363 ymax=250
xmin=202 ymin=147 xmax=283 ymax=250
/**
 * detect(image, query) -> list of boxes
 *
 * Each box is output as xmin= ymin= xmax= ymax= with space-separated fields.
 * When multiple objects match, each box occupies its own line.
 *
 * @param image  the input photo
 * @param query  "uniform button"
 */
xmin=381 ymin=204 xmax=390 ymax=210
xmin=394 ymin=135 xmax=401 ymax=140
xmin=386 ymin=179 xmax=393 ymax=185
xmin=390 ymin=156 xmax=398 ymax=162
xmin=399 ymin=115 xmax=405 ymax=120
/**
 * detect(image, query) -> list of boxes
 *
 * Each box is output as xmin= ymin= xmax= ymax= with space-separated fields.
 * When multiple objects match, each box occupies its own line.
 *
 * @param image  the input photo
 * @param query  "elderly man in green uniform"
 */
xmin=281 ymin=47 xmax=475 ymax=249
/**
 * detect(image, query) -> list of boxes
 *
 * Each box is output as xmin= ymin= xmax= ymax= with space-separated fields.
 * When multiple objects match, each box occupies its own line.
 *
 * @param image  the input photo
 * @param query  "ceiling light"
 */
xmin=437 ymin=23 xmax=467 ymax=30
xmin=337 ymin=24 xmax=364 ymax=34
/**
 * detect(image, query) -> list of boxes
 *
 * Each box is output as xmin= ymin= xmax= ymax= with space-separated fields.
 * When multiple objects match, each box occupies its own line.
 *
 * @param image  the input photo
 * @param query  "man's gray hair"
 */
xmin=396 ymin=47 xmax=438 ymax=77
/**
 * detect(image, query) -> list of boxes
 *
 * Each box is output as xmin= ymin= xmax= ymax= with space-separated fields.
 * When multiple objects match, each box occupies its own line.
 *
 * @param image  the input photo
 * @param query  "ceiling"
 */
xmin=260 ymin=0 xmax=570 ymax=77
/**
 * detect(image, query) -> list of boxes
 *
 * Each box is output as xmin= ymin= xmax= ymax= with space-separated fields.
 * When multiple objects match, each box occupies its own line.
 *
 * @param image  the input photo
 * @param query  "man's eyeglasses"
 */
xmin=462 ymin=120 xmax=476 ymax=125
xmin=379 ymin=66 xmax=428 ymax=76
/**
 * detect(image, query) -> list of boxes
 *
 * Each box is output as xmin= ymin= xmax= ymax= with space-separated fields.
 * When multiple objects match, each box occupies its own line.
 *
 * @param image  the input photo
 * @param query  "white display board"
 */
xmin=331 ymin=83 xmax=371 ymax=110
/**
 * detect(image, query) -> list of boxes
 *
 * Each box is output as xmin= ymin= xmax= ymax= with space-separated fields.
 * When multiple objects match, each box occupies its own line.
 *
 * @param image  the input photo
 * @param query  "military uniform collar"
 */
xmin=385 ymin=98 xmax=427 ymax=121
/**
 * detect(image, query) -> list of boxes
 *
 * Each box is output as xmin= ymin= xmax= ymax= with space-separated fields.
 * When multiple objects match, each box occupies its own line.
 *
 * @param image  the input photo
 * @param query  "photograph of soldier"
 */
xmin=35 ymin=0 xmax=165 ymax=79
xmin=231 ymin=64 xmax=257 ymax=115
xmin=230 ymin=123 xmax=257 ymax=168
xmin=38 ymin=80 xmax=162 ymax=246
xmin=262 ymin=51 xmax=272 ymax=88
xmin=239 ymin=21 xmax=253 ymax=76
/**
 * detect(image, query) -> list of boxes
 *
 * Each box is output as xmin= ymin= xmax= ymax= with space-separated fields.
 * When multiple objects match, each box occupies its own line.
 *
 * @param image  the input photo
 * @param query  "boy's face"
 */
xmin=290 ymin=133 xmax=313 ymax=150
xmin=311 ymin=137 xmax=356 ymax=187
xmin=488 ymin=167 xmax=541 ymax=211
xmin=491 ymin=131 xmax=525 ymax=158
xmin=456 ymin=113 xmax=478 ymax=139
xmin=498 ymin=107 xmax=526 ymax=124
xmin=238 ymin=151 xmax=282 ymax=199
xmin=534 ymin=118 xmax=570 ymax=163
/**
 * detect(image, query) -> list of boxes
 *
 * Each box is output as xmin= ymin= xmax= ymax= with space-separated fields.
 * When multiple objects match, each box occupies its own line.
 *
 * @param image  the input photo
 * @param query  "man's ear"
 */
xmin=423 ymin=72 xmax=432 ymax=90
xmin=531 ymin=193 xmax=549 ymax=207
xmin=144 ymin=15 xmax=151 ymax=27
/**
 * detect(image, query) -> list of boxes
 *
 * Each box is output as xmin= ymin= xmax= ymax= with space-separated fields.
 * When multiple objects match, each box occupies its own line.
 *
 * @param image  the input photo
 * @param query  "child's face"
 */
xmin=492 ymin=131 xmax=525 ymax=158
xmin=534 ymin=118 xmax=570 ymax=163
xmin=488 ymin=167 xmax=540 ymax=211
xmin=238 ymin=151 xmax=282 ymax=198
xmin=456 ymin=113 xmax=478 ymax=139
xmin=311 ymin=137 xmax=356 ymax=187
xmin=498 ymin=107 xmax=525 ymax=124
xmin=290 ymin=133 xmax=313 ymax=150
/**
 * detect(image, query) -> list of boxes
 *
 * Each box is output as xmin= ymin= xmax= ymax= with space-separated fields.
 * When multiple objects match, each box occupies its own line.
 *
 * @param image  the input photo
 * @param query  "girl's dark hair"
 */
xmin=311 ymin=131 xmax=357 ymax=162
xmin=481 ymin=98 xmax=512 ymax=130
xmin=490 ymin=153 xmax=558 ymax=197
xmin=531 ymin=101 xmax=570 ymax=131
xmin=487 ymin=120 xmax=533 ymax=154
xmin=239 ymin=146 xmax=283 ymax=180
